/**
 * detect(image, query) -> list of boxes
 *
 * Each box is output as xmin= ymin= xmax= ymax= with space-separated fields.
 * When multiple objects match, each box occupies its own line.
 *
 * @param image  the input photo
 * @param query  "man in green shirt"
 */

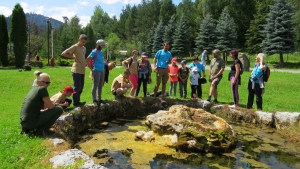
xmin=20 ymin=73 xmax=63 ymax=135
xmin=207 ymin=49 xmax=225 ymax=103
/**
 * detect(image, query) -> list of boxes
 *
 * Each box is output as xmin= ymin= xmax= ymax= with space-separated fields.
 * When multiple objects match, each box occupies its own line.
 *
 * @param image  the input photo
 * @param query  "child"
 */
xmin=50 ymin=86 xmax=76 ymax=109
xmin=168 ymin=58 xmax=179 ymax=98
xmin=178 ymin=60 xmax=189 ymax=98
xmin=32 ymin=70 xmax=42 ymax=87
xmin=190 ymin=67 xmax=200 ymax=99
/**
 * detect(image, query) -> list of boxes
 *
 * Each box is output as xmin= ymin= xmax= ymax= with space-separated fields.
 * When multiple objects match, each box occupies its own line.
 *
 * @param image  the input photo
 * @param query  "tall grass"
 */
xmin=0 ymin=66 xmax=299 ymax=168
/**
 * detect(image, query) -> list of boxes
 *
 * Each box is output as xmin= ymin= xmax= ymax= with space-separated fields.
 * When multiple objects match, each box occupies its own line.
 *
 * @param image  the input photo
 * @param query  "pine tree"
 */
xmin=245 ymin=0 xmax=273 ymax=54
xmin=215 ymin=7 xmax=237 ymax=61
xmin=145 ymin=28 xmax=155 ymax=56
xmin=172 ymin=14 xmax=190 ymax=58
xmin=159 ymin=0 xmax=176 ymax=24
xmin=163 ymin=15 xmax=176 ymax=51
xmin=0 ymin=15 xmax=9 ymax=66
xmin=85 ymin=24 xmax=96 ymax=57
xmin=10 ymin=3 xmax=27 ymax=68
xmin=194 ymin=13 xmax=217 ymax=56
xmin=152 ymin=21 xmax=165 ymax=56
xmin=261 ymin=0 xmax=295 ymax=65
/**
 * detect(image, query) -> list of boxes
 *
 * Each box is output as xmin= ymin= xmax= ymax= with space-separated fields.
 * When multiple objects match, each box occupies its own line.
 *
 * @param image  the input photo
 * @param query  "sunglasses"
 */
xmin=42 ymin=81 xmax=51 ymax=85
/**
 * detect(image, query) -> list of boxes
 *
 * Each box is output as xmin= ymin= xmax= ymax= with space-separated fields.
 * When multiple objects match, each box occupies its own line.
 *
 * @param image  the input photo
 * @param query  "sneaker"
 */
xmin=21 ymin=126 xmax=31 ymax=135
xmin=207 ymin=96 xmax=211 ymax=102
xmin=229 ymin=105 xmax=236 ymax=108
xmin=93 ymin=100 xmax=100 ymax=106
xmin=213 ymin=99 xmax=218 ymax=103
xmin=99 ymin=100 xmax=106 ymax=104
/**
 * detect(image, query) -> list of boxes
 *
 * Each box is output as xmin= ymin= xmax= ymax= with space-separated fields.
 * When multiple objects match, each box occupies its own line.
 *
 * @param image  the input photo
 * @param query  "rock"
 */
xmin=255 ymin=111 xmax=274 ymax=126
xmin=211 ymin=105 xmax=226 ymax=111
xmin=145 ymin=105 xmax=236 ymax=153
xmin=56 ymin=113 xmax=73 ymax=124
xmin=49 ymin=149 xmax=106 ymax=169
xmin=52 ymin=138 xmax=64 ymax=146
xmin=135 ymin=131 xmax=154 ymax=141
xmin=274 ymin=112 xmax=300 ymax=129
xmin=170 ymin=134 xmax=178 ymax=144
xmin=197 ymin=100 xmax=213 ymax=110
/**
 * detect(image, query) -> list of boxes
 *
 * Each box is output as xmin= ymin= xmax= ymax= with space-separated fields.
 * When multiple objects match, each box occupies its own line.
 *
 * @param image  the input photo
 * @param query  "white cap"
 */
xmin=96 ymin=39 xmax=106 ymax=46
xmin=192 ymin=67 xmax=198 ymax=72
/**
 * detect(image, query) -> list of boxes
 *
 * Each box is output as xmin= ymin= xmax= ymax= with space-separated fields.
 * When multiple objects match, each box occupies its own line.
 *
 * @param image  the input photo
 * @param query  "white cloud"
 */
xmin=78 ymin=0 xmax=89 ymax=6
xmin=0 ymin=6 xmax=12 ymax=17
xmin=96 ymin=0 xmax=140 ymax=5
xmin=35 ymin=6 xmax=44 ymax=15
xmin=79 ymin=15 xmax=91 ymax=27
xmin=20 ymin=2 xmax=30 ymax=13
xmin=49 ymin=7 xmax=77 ymax=23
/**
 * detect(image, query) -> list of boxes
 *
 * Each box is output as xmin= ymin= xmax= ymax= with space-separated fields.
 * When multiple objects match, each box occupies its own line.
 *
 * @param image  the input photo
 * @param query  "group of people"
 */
xmin=19 ymin=35 xmax=267 ymax=136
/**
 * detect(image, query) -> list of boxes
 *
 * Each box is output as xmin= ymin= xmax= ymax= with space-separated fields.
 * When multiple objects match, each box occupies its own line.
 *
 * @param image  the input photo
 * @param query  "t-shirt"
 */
xmin=20 ymin=86 xmax=49 ymax=122
xmin=63 ymin=43 xmax=86 ymax=74
xmin=189 ymin=62 xmax=205 ymax=76
xmin=89 ymin=49 xmax=105 ymax=72
xmin=179 ymin=67 xmax=189 ymax=80
xmin=124 ymin=57 xmax=138 ymax=75
xmin=155 ymin=49 xmax=172 ymax=68
xmin=210 ymin=57 xmax=225 ymax=77
xmin=111 ymin=74 xmax=129 ymax=92
xmin=201 ymin=52 xmax=207 ymax=61
xmin=190 ymin=73 xmax=200 ymax=85
xmin=50 ymin=91 xmax=66 ymax=104
xmin=168 ymin=65 xmax=179 ymax=82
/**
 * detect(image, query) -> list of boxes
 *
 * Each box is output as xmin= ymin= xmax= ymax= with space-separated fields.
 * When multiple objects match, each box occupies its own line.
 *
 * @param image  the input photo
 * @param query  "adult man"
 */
xmin=189 ymin=56 xmax=206 ymax=99
xmin=20 ymin=73 xmax=63 ymax=135
xmin=207 ymin=49 xmax=225 ymax=103
xmin=61 ymin=34 xmax=87 ymax=107
xmin=201 ymin=50 xmax=208 ymax=66
xmin=111 ymin=70 xmax=132 ymax=98
xmin=153 ymin=42 xmax=172 ymax=100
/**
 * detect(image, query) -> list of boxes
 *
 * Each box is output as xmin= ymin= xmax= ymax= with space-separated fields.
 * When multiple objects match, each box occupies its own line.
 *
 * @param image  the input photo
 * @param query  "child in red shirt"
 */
xmin=168 ymin=58 xmax=179 ymax=98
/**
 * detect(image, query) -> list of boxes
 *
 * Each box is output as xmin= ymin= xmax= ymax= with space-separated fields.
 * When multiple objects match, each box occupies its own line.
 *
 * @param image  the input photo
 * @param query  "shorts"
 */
xmin=210 ymin=77 xmax=222 ymax=89
xmin=156 ymin=68 xmax=169 ymax=84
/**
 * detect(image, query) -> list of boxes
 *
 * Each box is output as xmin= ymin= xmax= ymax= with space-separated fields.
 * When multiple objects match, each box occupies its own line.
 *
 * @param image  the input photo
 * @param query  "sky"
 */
xmin=0 ymin=0 xmax=183 ymax=27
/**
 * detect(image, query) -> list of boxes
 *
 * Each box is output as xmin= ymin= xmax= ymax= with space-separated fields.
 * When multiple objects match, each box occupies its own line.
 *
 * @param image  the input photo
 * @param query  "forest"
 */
xmin=0 ymin=0 xmax=299 ymax=67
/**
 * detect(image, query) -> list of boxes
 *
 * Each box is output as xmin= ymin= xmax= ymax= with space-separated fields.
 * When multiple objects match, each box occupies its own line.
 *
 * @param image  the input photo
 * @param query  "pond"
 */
xmin=76 ymin=116 xmax=300 ymax=169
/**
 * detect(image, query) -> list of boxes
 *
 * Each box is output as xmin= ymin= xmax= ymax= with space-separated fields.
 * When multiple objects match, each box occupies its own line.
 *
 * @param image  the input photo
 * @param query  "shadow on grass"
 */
xmin=270 ymin=61 xmax=300 ymax=69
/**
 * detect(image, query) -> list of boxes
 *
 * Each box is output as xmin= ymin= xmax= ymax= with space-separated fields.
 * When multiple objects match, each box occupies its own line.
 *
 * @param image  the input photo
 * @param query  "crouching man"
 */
xmin=20 ymin=73 xmax=63 ymax=135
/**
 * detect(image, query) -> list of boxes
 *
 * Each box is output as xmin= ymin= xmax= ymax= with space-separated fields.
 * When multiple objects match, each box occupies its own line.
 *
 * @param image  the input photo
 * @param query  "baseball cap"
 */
xmin=64 ymin=86 xmax=76 ymax=94
xmin=181 ymin=60 xmax=187 ymax=64
xmin=172 ymin=58 xmax=177 ymax=63
xmin=192 ymin=67 xmax=198 ymax=72
xmin=96 ymin=39 xmax=106 ymax=46
xmin=141 ymin=52 xmax=148 ymax=57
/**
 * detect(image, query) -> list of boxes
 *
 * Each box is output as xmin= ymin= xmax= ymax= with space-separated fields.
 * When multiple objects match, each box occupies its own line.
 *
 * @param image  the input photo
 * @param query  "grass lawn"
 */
xmin=0 ymin=66 xmax=299 ymax=168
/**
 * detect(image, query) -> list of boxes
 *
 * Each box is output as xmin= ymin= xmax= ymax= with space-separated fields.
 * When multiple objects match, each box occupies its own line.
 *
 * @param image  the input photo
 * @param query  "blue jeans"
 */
xmin=72 ymin=73 xmax=85 ymax=105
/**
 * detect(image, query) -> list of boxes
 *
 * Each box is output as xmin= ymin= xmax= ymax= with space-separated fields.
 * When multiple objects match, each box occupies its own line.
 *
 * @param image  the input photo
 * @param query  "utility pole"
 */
xmin=51 ymin=28 xmax=54 ymax=58
xmin=46 ymin=17 xmax=51 ymax=65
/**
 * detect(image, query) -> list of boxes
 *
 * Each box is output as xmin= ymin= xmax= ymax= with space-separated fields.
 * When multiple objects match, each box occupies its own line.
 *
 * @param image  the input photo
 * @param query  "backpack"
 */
xmin=128 ymin=57 xmax=139 ymax=69
xmin=89 ymin=49 xmax=98 ymax=68
xmin=263 ymin=66 xmax=270 ymax=82
xmin=238 ymin=59 xmax=243 ymax=75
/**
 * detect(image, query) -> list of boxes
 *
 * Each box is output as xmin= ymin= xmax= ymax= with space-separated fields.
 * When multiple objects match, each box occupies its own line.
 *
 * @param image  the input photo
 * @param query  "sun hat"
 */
xmin=172 ymin=58 xmax=177 ymax=63
xmin=192 ymin=67 xmax=198 ymax=72
xmin=64 ymin=86 xmax=76 ymax=94
xmin=181 ymin=60 xmax=187 ymax=64
xmin=96 ymin=39 xmax=106 ymax=46
xmin=141 ymin=52 xmax=148 ymax=57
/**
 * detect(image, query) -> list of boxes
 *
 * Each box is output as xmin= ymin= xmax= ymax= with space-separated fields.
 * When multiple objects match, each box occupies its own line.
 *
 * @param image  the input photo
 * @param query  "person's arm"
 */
xmin=42 ymin=97 xmax=55 ymax=110
xmin=201 ymin=64 xmax=206 ymax=77
xmin=233 ymin=63 xmax=240 ymax=84
xmin=122 ymin=58 xmax=129 ymax=69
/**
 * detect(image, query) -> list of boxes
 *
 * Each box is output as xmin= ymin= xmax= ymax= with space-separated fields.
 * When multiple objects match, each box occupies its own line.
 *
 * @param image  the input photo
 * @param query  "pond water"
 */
xmin=77 ymin=116 xmax=300 ymax=169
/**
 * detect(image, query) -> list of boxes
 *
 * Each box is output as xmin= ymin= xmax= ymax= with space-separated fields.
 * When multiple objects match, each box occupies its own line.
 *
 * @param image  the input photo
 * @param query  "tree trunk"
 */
xmin=279 ymin=52 xmax=284 ymax=66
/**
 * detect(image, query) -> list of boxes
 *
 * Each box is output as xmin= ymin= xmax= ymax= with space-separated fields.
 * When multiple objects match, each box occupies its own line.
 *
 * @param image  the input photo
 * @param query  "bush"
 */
xmin=30 ymin=61 xmax=43 ymax=68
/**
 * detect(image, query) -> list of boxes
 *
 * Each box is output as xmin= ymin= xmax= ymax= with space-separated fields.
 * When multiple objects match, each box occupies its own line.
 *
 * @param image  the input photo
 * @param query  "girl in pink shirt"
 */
xmin=168 ymin=58 xmax=179 ymax=98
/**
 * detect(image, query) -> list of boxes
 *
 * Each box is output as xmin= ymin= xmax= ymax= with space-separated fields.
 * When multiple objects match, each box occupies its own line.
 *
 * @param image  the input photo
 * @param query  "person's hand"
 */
xmin=154 ymin=66 xmax=157 ymax=72
xmin=63 ymin=101 xmax=69 ymax=107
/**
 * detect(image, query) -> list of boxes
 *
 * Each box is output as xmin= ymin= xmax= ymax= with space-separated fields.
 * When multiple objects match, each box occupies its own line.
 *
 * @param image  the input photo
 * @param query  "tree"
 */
xmin=215 ymin=7 xmax=237 ymax=61
xmin=261 ymin=0 xmax=295 ymax=65
xmin=145 ymin=28 xmax=155 ymax=56
xmin=172 ymin=14 xmax=191 ymax=58
xmin=245 ymin=0 xmax=273 ymax=54
xmin=85 ymin=24 xmax=96 ymax=57
xmin=0 ymin=15 xmax=9 ymax=66
xmin=194 ymin=13 xmax=217 ymax=60
xmin=106 ymin=33 xmax=121 ymax=60
xmin=152 ymin=21 xmax=165 ymax=56
xmin=10 ymin=4 xmax=27 ymax=68
xmin=159 ymin=0 xmax=176 ymax=24
xmin=163 ymin=15 xmax=176 ymax=51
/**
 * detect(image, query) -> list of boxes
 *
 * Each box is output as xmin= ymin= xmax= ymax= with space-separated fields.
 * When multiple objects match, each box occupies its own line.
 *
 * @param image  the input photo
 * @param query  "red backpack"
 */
xmin=89 ymin=49 xmax=98 ymax=68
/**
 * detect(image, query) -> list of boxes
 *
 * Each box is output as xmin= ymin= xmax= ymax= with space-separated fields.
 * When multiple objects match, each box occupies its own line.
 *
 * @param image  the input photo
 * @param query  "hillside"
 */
xmin=5 ymin=13 xmax=63 ymax=34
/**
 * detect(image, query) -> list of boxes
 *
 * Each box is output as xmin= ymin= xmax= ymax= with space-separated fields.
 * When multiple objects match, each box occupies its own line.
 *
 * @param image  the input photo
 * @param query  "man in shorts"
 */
xmin=153 ymin=42 xmax=172 ymax=100
xmin=207 ymin=49 xmax=225 ymax=103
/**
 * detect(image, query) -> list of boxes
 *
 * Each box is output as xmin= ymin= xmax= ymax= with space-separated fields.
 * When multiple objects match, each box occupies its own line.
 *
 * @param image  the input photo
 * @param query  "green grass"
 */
xmin=0 ymin=66 xmax=299 ymax=168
